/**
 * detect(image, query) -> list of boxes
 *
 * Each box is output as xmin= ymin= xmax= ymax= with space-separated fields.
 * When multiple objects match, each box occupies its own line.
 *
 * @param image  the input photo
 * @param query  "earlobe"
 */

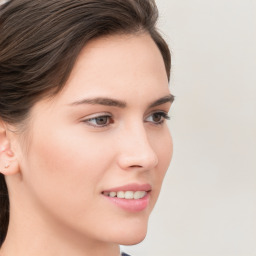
xmin=0 ymin=160 xmax=19 ymax=176
xmin=0 ymin=148 xmax=19 ymax=176
xmin=0 ymin=121 xmax=20 ymax=176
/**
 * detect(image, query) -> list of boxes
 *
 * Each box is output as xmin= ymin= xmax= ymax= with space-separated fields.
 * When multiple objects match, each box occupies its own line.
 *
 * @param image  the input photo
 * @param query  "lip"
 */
xmin=103 ymin=183 xmax=152 ymax=193
xmin=102 ymin=183 xmax=152 ymax=212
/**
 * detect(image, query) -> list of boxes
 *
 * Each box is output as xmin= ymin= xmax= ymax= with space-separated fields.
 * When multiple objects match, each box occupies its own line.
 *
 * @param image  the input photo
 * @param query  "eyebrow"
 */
xmin=70 ymin=97 xmax=126 ymax=108
xmin=148 ymin=94 xmax=175 ymax=108
xmin=70 ymin=94 xmax=174 ymax=108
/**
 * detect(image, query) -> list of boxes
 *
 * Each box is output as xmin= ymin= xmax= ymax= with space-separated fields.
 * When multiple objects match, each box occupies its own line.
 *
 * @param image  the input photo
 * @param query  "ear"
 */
xmin=0 ymin=120 xmax=20 ymax=176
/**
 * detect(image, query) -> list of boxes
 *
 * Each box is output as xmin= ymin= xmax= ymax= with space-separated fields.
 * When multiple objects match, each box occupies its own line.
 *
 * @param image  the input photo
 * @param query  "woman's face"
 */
xmin=14 ymin=33 xmax=173 ymax=245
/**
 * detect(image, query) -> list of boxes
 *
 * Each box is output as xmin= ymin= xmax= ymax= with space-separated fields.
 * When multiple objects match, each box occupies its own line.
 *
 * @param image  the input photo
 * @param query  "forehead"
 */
xmin=52 ymin=33 xmax=170 ymax=105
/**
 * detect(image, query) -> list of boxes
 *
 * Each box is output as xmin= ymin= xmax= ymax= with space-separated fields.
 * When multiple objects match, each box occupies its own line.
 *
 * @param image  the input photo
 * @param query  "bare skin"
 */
xmin=0 ymin=33 xmax=173 ymax=256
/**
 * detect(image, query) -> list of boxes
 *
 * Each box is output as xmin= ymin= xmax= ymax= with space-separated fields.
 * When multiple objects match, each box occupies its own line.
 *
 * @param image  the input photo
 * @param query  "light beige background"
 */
xmin=122 ymin=0 xmax=256 ymax=255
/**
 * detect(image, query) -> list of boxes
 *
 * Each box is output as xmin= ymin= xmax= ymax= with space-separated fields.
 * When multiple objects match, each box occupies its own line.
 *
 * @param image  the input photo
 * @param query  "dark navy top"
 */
xmin=121 ymin=253 xmax=131 ymax=256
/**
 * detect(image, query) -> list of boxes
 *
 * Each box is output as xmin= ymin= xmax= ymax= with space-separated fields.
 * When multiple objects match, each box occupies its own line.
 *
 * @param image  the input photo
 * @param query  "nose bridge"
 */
xmin=117 ymin=121 xmax=158 ymax=170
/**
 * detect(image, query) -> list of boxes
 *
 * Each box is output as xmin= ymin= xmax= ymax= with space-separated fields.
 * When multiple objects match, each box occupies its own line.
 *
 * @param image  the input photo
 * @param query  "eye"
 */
xmin=145 ymin=111 xmax=170 ymax=125
xmin=82 ymin=114 xmax=113 ymax=128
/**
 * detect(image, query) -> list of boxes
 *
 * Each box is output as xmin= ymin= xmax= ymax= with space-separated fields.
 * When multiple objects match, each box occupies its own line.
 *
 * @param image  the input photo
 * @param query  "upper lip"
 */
xmin=103 ymin=183 xmax=152 ymax=193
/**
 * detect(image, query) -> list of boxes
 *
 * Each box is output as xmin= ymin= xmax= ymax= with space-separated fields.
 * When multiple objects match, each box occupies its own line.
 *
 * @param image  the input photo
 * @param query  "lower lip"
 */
xmin=103 ymin=193 xmax=150 ymax=212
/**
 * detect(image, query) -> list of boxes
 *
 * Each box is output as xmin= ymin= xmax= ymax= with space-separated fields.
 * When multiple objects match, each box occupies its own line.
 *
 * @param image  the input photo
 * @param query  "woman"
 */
xmin=0 ymin=0 xmax=174 ymax=255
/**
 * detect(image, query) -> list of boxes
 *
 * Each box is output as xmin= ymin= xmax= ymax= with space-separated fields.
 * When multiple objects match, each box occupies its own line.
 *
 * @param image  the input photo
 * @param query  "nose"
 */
xmin=117 ymin=125 xmax=158 ymax=171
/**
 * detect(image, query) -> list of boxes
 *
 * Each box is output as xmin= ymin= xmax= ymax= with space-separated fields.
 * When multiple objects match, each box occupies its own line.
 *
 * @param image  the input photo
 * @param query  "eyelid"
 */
xmin=82 ymin=112 xmax=111 ymax=120
xmin=145 ymin=110 xmax=170 ymax=125
xmin=145 ymin=110 xmax=170 ymax=118
xmin=81 ymin=112 xmax=113 ymax=128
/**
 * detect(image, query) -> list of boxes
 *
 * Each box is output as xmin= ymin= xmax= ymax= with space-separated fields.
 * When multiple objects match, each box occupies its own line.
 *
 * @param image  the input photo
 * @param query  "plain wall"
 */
xmin=122 ymin=0 xmax=256 ymax=255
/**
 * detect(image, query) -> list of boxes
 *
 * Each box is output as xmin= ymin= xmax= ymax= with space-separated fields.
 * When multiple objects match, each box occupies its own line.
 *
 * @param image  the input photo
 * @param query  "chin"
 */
xmin=114 ymin=222 xmax=148 ymax=246
xmin=119 ymin=233 xmax=147 ymax=246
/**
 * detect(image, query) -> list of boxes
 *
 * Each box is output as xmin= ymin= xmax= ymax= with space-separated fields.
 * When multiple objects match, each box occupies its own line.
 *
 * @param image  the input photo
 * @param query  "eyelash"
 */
xmin=82 ymin=111 xmax=170 ymax=128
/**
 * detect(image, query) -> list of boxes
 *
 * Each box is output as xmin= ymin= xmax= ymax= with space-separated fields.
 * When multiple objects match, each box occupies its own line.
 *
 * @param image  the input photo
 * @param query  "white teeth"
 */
xmin=117 ymin=191 xmax=125 ymax=198
xmin=134 ymin=191 xmax=146 ymax=199
xmin=124 ymin=191 xmax=134 ymax=199
xmin=104 ymin=191 xmax=147 ymax=199
xmin=109 ymin=192 xmax=117 ymax=197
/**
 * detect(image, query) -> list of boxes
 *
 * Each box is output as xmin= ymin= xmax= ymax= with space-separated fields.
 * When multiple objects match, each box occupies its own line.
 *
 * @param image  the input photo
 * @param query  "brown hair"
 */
xmin=0 ymin=0 xmax=171 ymax=245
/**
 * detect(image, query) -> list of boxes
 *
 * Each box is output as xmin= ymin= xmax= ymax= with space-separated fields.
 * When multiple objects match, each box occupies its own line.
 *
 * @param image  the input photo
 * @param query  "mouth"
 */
xmin=101 ymin=183 xmax=151 ymax=212
xmin=102 ymin=190 xmax=148 ymax=199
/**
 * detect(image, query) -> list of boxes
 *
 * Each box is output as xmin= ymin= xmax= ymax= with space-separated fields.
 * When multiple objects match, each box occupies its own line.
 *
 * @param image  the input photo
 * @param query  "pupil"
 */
xmin=96 ymin=117 xmax=108 ymax=125
xmin=153 ymin=113 xmax=161 ymax=122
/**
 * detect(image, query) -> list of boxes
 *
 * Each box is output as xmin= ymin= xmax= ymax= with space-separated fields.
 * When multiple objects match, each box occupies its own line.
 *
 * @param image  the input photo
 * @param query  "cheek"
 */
xmin=149 ymin=128 xmax=173 ymax=206
xmin=23 ymin=125 xmax=113 ymax=217
xmin=31 ymin=123 xmax=111 ymax=173
xmin=155 ymin=128 xmax=173 ymax=177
